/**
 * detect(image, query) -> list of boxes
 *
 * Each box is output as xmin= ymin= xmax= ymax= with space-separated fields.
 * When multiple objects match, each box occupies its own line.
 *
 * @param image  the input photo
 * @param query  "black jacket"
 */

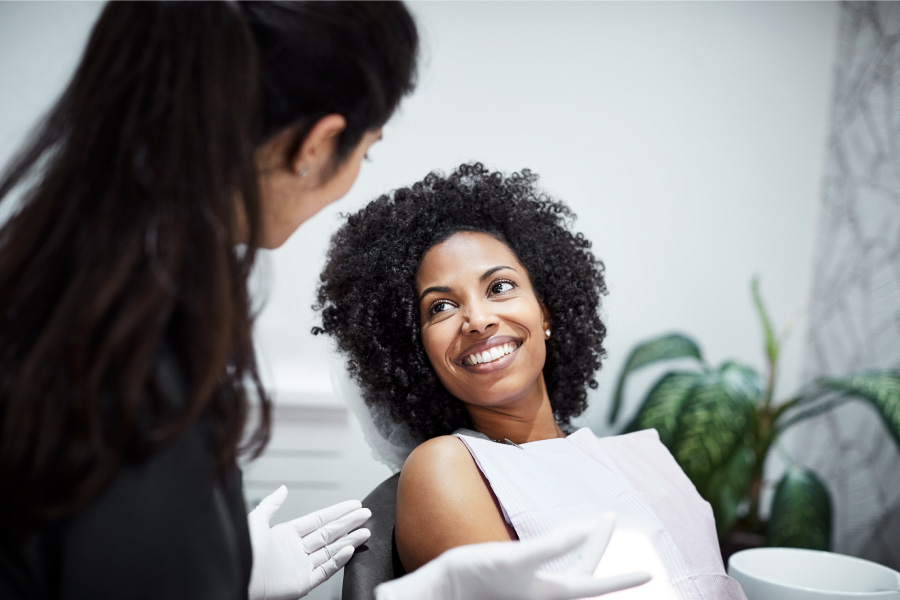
xmin=0 ymin=350 xmax=252 ymax=599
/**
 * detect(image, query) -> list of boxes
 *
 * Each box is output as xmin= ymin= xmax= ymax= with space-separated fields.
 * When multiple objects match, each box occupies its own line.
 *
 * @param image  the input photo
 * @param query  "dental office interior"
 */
xmin=2 ymin=2 xmax=898 ymax=599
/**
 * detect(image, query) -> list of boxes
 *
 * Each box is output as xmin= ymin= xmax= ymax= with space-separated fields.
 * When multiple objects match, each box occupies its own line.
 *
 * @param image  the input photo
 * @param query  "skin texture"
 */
xmin=396 ymin=232 xmax=567 ymax=571
xmin=250 ymin=115 xmax=383 ymax=249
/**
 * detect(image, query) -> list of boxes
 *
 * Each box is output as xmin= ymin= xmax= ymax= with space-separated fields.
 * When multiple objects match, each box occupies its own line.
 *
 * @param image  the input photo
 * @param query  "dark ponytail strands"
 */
xmin=0 ymin=1 xmax=267 ymax=534
xmin=0 ymin=0 xmax=418 ymax=537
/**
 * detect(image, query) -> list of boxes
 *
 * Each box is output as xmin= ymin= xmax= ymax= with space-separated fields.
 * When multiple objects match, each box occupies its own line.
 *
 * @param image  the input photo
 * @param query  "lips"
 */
xmin=457 ymin=337 xmax=521 ymax=367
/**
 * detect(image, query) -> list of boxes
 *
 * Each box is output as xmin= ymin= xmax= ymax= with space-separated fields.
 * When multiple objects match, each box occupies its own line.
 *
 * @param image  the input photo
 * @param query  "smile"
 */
xmin=462 ymin=342 xmax=518 ymax=366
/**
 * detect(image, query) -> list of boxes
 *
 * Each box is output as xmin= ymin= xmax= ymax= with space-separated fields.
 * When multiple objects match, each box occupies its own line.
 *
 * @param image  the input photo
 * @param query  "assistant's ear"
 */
xmin=290 ymin=114 xmax=347 ymax=178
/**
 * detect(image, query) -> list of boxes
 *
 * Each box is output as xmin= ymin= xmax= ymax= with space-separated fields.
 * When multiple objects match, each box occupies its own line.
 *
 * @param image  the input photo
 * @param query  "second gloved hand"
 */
xmin=247 ymin=485 xmax=371 ymax=600
xmin=375 ymin=514 xmax=651 ymax=600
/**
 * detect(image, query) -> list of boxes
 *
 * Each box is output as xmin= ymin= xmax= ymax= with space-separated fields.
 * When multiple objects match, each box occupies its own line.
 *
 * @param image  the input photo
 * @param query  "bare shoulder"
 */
xmin=400 ymin=435 xmax=475 ymax=482
xmin=395 ymin=435 xmax=514 ymax=571
xmin=397 ymin=436 xmax=486 ymax=527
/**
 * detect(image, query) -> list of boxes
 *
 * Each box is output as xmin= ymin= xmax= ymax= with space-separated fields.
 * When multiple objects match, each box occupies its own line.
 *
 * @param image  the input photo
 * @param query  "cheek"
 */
xmin=420 ymin=327 xmax=462 ymax=391
xmin=420 ymin=329 xmax=445 ymax=371
xmin=333 ymin=164 xmax=361 ymax=198
xmin=333 ymin=152 xmax=365 ymax=194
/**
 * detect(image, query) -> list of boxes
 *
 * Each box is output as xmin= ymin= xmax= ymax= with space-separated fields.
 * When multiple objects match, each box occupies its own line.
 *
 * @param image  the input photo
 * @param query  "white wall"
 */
xmin=0 ymin=1 xmax=840 ymax=593
xmin=245 ymin=6 xmax=842 ymax=561
xmin=0 ymin=2 xmax=104 ymax=168
xmin=256 ymin=0 xmax=839 ymax=441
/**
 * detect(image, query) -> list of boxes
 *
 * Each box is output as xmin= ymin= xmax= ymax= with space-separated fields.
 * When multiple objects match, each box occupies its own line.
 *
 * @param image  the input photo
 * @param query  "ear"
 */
xmin=290 ymin=114 xmax=347 ymax=177
xmin=540 ymin=303 xmax=552 ymax=333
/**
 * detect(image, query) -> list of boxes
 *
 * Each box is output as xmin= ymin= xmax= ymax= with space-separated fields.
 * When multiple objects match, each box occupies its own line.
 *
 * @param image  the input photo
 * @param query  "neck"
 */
xmin=465 ymin=375 xmax=566 ymax=444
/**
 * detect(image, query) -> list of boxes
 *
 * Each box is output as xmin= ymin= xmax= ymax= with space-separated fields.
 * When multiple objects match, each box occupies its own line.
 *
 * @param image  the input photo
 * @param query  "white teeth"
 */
xmin=464 ymin=342 xmax=518 ymax=366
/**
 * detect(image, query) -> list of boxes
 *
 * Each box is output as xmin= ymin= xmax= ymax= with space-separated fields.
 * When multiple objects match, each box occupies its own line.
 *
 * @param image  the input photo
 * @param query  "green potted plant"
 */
xmin=606 ymin=278 xmax=900 ymax=551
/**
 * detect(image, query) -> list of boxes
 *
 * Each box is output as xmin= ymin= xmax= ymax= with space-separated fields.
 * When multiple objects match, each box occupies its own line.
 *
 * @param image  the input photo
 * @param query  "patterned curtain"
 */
xmin=791 ymin=1 xmax=900 ymax=569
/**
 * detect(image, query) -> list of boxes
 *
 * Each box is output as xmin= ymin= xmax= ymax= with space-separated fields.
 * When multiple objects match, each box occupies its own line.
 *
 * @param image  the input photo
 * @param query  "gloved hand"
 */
xmin=247 ymin=485 xmax=371 ymax=600
xmin=375 ymin=514 xmax=651 ymax=600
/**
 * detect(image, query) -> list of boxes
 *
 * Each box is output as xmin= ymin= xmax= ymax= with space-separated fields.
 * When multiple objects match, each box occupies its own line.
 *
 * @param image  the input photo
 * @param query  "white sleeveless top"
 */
xmin=454 ymin=428 xmax=747 ymax=599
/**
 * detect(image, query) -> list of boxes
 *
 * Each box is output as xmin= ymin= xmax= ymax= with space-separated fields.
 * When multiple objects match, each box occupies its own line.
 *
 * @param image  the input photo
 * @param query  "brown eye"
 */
xmin=490 ymin=280 xmax=515 ymax=295
xmin=428 ymin=300 xmax=454 ymax=317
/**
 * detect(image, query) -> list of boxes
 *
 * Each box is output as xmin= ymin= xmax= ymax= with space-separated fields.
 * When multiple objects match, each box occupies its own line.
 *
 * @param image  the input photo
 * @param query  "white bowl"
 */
xmin=728 ymin=548 xmax=900 ymax=599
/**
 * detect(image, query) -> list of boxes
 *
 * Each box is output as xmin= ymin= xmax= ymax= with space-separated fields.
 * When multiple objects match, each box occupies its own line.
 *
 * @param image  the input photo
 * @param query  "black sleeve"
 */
xmin=53 ymin=421 xmax=252 ymax=600
xmin=1 ymin=344 xmax=252 ymax=600
xmin=0 ymin=421 xmax=252 ymax=600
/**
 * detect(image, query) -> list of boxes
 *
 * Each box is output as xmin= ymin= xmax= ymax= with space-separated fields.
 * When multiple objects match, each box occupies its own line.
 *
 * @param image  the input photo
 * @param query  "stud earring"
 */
xmin=544 ymin=328 xmax=552 ymax=339
xmin=297 ymin=167 xmax=308 ymax=177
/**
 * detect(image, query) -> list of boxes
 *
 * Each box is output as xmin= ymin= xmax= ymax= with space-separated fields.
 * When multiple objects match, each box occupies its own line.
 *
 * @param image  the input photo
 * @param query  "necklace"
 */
xmin=491 ymin=437 xmax=523 ymax=449
xmin=489 ymin=426 xmax=569 ymax=448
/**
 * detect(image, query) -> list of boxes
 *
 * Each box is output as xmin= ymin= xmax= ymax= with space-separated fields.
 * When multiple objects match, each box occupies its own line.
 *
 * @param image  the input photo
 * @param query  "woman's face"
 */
xmin=416 ymin=231 xmax=551 ymax=411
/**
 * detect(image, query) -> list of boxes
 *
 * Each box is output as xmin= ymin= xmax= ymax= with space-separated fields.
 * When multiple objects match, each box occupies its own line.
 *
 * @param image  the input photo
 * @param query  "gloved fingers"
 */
xmin=502 ymin=523 xmax=593 ymax=570
xmin=308 ymin=527 xmax=371 ymax=570
xmin=290 ymin=499 xmax=363 ymax=538
xmin=248 ymin=485 xmax=288 ymax=524
xmin=536 ymin=571 xmax=652 ymax=599
xmin=309 ymin=543 xmax=355 ymax=589
xmin=562 ymin=513 xmax=616 ymax=575
xmin=300 ymin=506 xmax=371 ymax=553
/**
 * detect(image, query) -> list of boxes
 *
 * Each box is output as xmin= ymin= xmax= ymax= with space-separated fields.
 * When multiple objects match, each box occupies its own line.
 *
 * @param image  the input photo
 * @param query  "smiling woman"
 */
xmin=314 ymin=163 xmax=747 ymax=597
xmin=315 ymin=163 xmax=607 ymax=442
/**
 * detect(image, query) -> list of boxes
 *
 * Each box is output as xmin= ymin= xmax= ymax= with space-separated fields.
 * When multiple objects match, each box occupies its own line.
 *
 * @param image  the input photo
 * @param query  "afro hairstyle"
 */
xmin=314 ymin=162 xmax=607 ymax=443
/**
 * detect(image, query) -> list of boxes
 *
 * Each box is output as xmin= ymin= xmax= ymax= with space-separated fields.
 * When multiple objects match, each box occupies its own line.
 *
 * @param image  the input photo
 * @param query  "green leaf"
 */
xmin=776 ymin=394 xmax=854 ymax=433
xmin=608 ymin=333 xmax=703 ymax=424
xmin=767 ymin=467 xmax=832 ymax=550
xmin=625 ymin=371 xmax=700 ymax=447
xmin=771 ymin=390 xmax=822 ymax=431
xmin=751 ymin=277 xmax=779 ymax=365
xmin=719 ymin=361 xmax=766 ymax=401
xmin=625 ymin=361 xmax=763 ymax=536
xmin=672 ymin=363 xmax=761 ymax=497
xmin=703 ymin=443 xmax=755 ymax=535
xmin=820 ymin=371 xmax=900 ymax=450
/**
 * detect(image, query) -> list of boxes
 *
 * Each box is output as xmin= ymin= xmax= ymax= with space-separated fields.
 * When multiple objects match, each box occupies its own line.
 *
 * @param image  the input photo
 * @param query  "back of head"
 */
xmin=0 ymin=1 xmax=417 ymax=536
xmin=240 ymin=1 xmax=418 ymax=158
xmin=316 ymin=163 xmax=608 ymax=445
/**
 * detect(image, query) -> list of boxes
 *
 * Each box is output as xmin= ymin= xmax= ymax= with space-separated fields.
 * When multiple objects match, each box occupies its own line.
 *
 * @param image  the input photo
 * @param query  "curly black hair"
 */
xmin=314 ymin=163 xmax=607 ymax=444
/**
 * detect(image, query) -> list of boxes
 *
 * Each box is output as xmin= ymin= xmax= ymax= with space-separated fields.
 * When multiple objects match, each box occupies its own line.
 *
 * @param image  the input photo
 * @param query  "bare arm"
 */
xmin=395 ymin=435 xmax=515 ymax=572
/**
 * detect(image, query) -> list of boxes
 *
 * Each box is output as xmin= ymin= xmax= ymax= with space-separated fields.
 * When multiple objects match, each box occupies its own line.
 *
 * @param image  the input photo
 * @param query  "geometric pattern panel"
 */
xmin=794 ymin=1 xmax=900 ymax=570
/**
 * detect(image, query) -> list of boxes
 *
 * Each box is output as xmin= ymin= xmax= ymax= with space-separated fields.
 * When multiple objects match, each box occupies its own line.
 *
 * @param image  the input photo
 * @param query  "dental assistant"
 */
xmin=0 ymin=3 xmax=631 ymax=600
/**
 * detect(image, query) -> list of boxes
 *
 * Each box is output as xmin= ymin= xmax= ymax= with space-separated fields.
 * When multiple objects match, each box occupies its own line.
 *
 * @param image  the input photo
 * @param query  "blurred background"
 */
xmin=2 ymin=2 xmax=897 ymax=599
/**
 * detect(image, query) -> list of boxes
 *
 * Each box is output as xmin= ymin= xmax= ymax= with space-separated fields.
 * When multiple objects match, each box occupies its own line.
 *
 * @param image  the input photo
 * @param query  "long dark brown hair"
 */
xmin=0 ymin=1 xmax=417 ymax=536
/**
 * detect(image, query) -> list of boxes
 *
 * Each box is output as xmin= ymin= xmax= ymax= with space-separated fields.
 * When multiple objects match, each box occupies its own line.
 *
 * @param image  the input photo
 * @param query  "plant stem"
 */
xmin=762 ymin=352 xmax=777 ymax=412
xmin=746 ymin=412 xmax=776 ymax=532
xmin=747 ymin=336 xmax=779 ymax=530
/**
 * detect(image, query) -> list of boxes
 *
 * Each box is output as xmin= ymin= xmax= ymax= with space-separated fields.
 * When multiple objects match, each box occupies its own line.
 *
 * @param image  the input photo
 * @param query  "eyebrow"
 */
xmin=481 ymin=265 xmax=515 ymax=281
xmin=417 ymin=265 xmax=517 ymax=304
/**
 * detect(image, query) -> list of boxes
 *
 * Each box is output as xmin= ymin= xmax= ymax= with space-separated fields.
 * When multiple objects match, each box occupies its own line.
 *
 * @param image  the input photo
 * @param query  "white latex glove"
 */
xmin=247 ymin=485 xmax=371 ymax=600
xmin=375 ymin=514 xmax=651 ymax=600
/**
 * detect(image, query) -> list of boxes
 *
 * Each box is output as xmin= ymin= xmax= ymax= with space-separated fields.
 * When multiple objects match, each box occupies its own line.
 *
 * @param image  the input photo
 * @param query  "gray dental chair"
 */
xmin=341 ymin=473 xmax=406 ymax=600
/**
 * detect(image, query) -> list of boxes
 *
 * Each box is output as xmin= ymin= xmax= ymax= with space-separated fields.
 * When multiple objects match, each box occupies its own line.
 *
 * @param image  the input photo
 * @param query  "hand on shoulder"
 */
xmin=395 ymin=435 xmax=515 ymax=572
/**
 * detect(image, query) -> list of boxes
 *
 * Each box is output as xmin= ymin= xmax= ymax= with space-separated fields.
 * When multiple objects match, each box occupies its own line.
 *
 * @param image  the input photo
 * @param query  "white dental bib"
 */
xmin=453 ymin=428 xmax=747 ymax=599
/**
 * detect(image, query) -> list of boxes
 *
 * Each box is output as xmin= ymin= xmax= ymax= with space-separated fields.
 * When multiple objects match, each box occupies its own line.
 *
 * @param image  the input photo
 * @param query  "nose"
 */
xmin=461 ymin=299 xmax=498 ymax=335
